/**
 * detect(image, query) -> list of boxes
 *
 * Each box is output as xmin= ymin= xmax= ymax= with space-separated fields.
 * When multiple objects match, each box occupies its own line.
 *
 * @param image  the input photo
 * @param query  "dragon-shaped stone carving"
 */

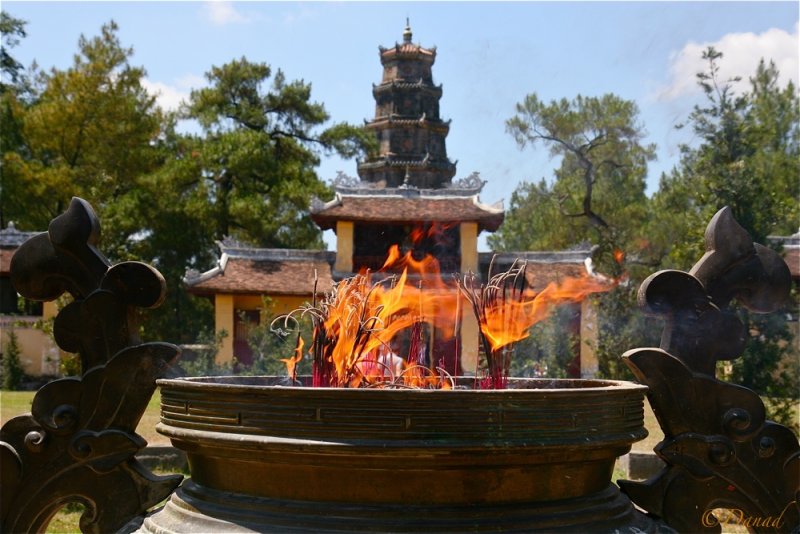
xmin=618 ymin=207 xmax=799 ymax=533
xmin=1 ymin=198 xmax=182 ymax=533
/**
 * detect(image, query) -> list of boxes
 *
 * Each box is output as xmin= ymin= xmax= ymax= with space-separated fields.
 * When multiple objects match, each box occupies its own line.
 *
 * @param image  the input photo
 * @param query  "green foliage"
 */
xmin=651 ymin=48 xmax=800 ymax=428
xmin=59 ymin=354 xmax=81 ymax=377
xmin=496 ymin=49 xmax=799 ymax=410
xmin=510 ymin=304 xmax=580 ymax=378
xmin=0 ymin=11 xmax=27 ymax=88
xmin=177 ymin=329 xmax=231 ymax=377
xmin=1 ymin=20 xmax=369 ymax=348
xmin=493 ymin=93 xmax=656 ymax=271
xmin=0 ymin=11 xmax=31 ymax=229
xmin=2 ymin=328 xmax=26 ymax=390
xmin=719 ymin=308 xmax=799 ymax=431
xmin=2 ymin=20 xmax=163 ymax=232
xmin=241 ymin=297 xmax=313 ymax=377
xmin=183 ymin=57 xmax=374 ymax=247
xmin=106 ymin=126 xmax=217 ymax=343
xmin=494 ymin=92 xmax=657 ymax=378
xmin=594 ymin=286 xmax=659 ymax=380
xmin=651 ymin=48 xmax=799 ymax=266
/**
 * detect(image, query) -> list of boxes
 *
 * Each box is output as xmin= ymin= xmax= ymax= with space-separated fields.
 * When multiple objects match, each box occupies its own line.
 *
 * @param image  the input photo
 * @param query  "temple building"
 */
xmin=0 ymin=223 xmax=60 ymax=377
xmin=184 ymin=23 xmax=596 ymax=375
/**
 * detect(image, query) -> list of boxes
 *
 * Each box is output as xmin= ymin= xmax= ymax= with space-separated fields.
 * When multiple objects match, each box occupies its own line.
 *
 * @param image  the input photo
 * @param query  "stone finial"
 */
xmin=403 ymin=18 xmax=412 ymax=43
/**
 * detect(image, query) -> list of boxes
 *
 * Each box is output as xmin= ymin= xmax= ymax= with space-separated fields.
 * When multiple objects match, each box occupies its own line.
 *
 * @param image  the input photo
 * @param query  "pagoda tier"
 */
xmin=357 ymin=23 xmax=456 ymax=189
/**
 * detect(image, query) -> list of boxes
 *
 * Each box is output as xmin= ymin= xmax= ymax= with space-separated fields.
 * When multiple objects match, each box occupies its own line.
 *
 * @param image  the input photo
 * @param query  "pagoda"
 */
xmin=358 ymin=20 xmax=455 ymax=188
xmin=311 ymin=21 xmax=503 ymax=277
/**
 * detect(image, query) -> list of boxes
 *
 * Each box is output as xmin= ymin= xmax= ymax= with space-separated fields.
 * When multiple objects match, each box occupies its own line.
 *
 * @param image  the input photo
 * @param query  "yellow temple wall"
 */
xmin=0 ymin=317 xmax=60 ymax=377
xmin=0 ymin=300 xmax=62 ymax=377
xmin=214 ymin=293 xmax=315 ymax=364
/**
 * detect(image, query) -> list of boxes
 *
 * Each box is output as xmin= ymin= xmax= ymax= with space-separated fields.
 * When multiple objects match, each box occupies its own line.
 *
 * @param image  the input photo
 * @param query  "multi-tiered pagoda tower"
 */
xmin=357 ymin=22 xmax=456 ymax=189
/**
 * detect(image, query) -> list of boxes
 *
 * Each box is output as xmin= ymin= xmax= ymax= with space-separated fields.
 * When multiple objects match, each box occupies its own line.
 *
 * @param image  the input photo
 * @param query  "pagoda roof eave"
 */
xmin=365 ymin=116 xmax=451 ymax=133
xmin=357 ymin=156 xmax=455 ymax=172
xmin=378 ymin=43 xmax=436 ymax=62
xmin=373 ymin=81 xmax=443 ymax=95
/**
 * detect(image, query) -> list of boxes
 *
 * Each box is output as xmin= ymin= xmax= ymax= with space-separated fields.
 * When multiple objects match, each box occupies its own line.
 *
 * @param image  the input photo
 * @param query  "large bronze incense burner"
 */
xmin=2 ymin=198 xmax=798 ymax=533
xmin=143 ymin=376 xmax=649 ymax=532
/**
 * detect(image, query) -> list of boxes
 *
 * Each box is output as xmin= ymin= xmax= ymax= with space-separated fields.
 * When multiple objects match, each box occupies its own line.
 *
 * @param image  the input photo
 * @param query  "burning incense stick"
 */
xmin=276 ymin=249 xmax=617 ymax=389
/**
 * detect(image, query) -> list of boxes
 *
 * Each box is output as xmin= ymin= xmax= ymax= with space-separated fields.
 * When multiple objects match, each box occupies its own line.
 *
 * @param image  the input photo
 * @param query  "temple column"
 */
xmin=215 ymin=293 xmax=235 ymax=365
xmin=459 ymin=222 xmax=479 ymax=374
xmin=335 ymin=221 xmax=354 ymax=273
xmin=580 ymin=298 xmax=599 ymax=378
xmin=459 ymin=222 xmax=478 ymax=273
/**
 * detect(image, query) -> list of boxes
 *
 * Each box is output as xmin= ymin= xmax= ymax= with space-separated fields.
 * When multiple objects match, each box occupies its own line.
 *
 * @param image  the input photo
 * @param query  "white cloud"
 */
xmin=658 ymin=23 xmax=799 ymax=101
xmin=203 ymin=1 xmax=247 ymax=26
xmin=142 ymin=77 xmax=195 ymax=111
xmin=282 ymin=6 xmax=317 ymax=26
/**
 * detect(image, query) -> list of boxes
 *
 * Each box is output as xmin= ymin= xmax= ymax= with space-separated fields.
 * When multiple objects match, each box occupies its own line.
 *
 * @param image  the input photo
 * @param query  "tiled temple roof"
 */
xmin=480 ymin=250 xmax=595 ymax=292
xmin=0 ymin=222 xmax=39 ymax=248
xmin=330 ymin=172 xmax=486 ymax=196
xmin=356 ymin=154 xmax=455 ymax=173
xmin=379 ymin=42 xmax=436 ymax=61
xmin=310 ymin=192 xmax=504 ymax=233
xmin=769 ymin=230 xmax=800 ymax=279
xmin=0 ymin=223 xmax=40 ymax=275
xmin=185 ymin=245 xmax=335 ymax=296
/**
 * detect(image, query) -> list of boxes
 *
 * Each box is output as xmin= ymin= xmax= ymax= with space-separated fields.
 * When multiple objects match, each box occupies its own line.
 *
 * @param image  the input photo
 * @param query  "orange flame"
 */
xmin=408 ymin=222 xmax=458 ymax=246
xmin=408 ymin=226 xmax=426 ymax=245
xmin=281 ymin=335 xmax=304 ymax=382
xmin=317 ymin=244 xmax=461 ymax=387
xmin=478 ymin=275 xmax=614 ymax=353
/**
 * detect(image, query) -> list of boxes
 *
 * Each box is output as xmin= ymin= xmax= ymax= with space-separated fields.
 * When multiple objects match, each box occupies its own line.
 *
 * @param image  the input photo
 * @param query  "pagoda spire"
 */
xmin=403 ymin=18 xmax=412 ymax=43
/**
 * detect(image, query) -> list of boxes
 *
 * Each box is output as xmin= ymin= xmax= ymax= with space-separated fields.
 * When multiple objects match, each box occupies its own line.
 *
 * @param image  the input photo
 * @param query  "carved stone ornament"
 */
xmin=448 ymin=171 xmax=487 ymax=193
xmin=618 ymin=207 xmax=800 ymax=533
xmin=1 ymin=198 xmax=182 ymax=533
xmin=331 ymin=170 xmax=364 ymax=188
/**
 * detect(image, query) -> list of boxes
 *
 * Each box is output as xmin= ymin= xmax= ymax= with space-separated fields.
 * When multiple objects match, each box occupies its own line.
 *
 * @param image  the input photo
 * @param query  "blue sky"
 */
xmin=4 ymin=1 xmax=798 ymax=250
